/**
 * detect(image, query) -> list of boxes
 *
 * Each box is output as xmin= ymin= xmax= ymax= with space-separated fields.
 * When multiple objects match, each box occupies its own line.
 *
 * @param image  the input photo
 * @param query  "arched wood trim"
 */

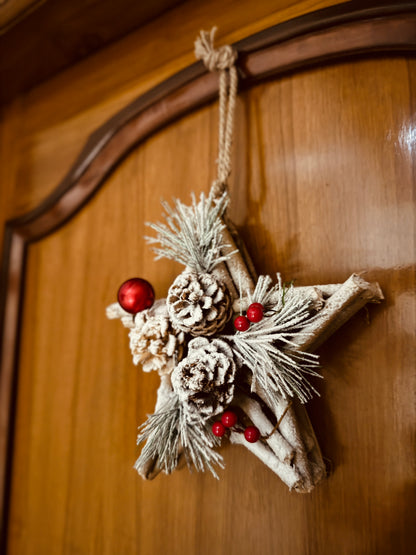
xmin=1 ymin=0 xmax=416 ymax=543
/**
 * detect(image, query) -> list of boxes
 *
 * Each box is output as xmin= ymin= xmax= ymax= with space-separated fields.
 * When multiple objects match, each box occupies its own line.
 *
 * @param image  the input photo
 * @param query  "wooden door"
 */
xmin=1 ymin=2 xmax=415 ymax=553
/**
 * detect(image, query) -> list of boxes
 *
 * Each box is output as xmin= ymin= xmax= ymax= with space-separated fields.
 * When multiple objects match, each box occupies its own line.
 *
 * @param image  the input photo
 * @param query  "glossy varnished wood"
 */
xmin=6 ymin=2 xmax=416 ymax=243
xmin=7 ymin=57 xmax=416 ymax=554
xmin=2 ymin=3 xmax=360 ymax=544
xmin=1 ymin=0 xmax=416 ymax=553
xmin=0 ymin=0 xmax=185 ymax=103
xmin=0 ymin=0 xmax=350 ymax=227
xmin=2 ymin=10 xmax=416 ymax=477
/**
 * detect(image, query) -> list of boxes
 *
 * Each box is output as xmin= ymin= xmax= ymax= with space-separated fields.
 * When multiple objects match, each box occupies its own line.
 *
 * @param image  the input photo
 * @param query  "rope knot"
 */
xmin=194 ymin=27 xmax=237 ymax=72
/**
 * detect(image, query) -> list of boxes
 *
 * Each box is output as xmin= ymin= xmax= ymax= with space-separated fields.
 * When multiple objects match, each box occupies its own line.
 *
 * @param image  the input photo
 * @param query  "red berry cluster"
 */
xmin=234 ymin=302 xmax=264 ymax=332
xmin=212 ymin=410 xmax=261 ymax=443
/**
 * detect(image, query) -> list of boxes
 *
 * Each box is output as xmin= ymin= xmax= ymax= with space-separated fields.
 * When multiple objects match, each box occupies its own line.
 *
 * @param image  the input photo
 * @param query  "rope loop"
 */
xmin=194 ymin=27 xmax=238 ymax=200
xmin=194 ymin=27 xmax=237 ymax=71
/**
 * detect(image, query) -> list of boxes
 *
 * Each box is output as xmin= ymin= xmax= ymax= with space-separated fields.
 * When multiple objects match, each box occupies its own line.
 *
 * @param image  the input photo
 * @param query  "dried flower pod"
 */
xmin=129 ymin=311 xmax=185 ymax=374
xmin=167 ymin=271 xmax=232 ymax=336
xmin=171 ymin=337 xmax=236 ymax=422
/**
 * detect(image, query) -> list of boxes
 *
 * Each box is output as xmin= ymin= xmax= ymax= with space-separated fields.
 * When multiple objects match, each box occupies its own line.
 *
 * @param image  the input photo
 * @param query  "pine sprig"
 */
xmin=134 ymin=394 xmax=224 ymax=478
xmin=247 ymin=274 xmax=294 ymax=310
xmin=223 ymin=277 xmax=321 ymax=404
xmin=145 ymin=190 xmax=237 ymax=273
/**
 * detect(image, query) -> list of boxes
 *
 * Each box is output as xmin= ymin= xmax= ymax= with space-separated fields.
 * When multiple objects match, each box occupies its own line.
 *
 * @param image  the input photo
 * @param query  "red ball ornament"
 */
xmin=234 ymin=315 xmax=250 ymax=331
xmin=221 ymin=410 xmax=238 ymax=428
xmin=212 ymin=421 xmax=226 ymax=437
xmin=117 ymin=278 xmax=155 ymax=314
xmin=247 ymin=303 xmax=264 ymax=323
xmin=244 ymin=426 xmax=261 ymax=443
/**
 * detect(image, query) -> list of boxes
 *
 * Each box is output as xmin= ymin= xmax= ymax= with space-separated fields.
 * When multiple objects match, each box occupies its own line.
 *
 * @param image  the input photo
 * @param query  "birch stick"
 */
xmin=229 ymin=431 xmax=303 ymax=490
xmin=295 ymin=284 xmax=342 ymax=298
xmin=224 ymin=216 xmax=258 ymax=285
xmin=220 ymin=224 xmax=255 ymax=295
xmin=254 ymin=389 xmax=317 ymax=491
xmin=291 ymin=398 xmax=326 ymax=484
xmin=211 ymin=261 xmax=238 ymax=300
xmin=236 ymin=392 xmax=295 ymax=464
xmin=297 ymin=274 xmax=383 ymax=353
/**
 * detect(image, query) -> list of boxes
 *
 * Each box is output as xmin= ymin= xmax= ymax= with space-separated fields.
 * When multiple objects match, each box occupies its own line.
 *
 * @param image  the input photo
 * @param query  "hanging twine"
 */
xmin=194 ymin=27 xmax=238 ymax=199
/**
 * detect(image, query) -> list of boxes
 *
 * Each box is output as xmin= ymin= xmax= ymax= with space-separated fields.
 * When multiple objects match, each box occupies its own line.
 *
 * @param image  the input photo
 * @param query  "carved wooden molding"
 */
xmin=1 ymin=0 xmax=416 ymax=543
xmin=0 ymin=0 xmax=46 ymax=34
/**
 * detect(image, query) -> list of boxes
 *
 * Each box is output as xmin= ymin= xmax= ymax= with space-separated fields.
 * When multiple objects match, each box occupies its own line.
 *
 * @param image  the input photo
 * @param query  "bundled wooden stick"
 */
xmin=236 ymin=392 xmax=295 ymax=464
xmin=297 ymin=274 xmax=383 ymax=352
xmin=218 ymin=220 xmax=382 ymax=491
xmin=230 ymin=431 xmax=303 ymax=490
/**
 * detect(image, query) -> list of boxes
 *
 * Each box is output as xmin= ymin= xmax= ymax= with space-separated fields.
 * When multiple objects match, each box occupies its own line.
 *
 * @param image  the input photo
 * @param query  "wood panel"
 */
xmin=6 ymin=56 xmax=416 ymax=555
xmin=0 ymin=0 xmax=185 ymax=103
xmin=7 ymin=5 xmax=407 ymax=512
xmin=1 ymin=0 xmax=416 ymax=553
xmin=0 ymin=0 xmax=347 ymax=226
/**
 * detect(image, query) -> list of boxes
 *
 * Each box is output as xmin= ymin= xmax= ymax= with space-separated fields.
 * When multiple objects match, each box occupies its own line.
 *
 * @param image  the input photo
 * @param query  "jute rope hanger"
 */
xmin=194 ymin=27 xmax=238 ymax=199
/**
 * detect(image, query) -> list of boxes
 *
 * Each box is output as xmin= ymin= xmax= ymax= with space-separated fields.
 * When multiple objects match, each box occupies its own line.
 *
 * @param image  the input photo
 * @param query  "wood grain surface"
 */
xmin=1 ymin=0 xmax=416 ymax=553
xmin=6 ymin=55 xmax=416 ymax=555
xmin=3 ymin=4 xmax=377 ymax=534
xmin=0 ymin=0 xmax=347 ymax=231
xmin=0 ymin=0 xmax=184 ymax=103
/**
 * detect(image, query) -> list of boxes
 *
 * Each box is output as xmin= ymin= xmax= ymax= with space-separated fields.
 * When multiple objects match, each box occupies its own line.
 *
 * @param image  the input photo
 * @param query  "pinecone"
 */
xmin=129 ymin=310 xmax=185 ymax=374
xmin=171 ymin=337 xmax=236 ymax=422
xmin=167 ymin=271 xmax=232 ymax=336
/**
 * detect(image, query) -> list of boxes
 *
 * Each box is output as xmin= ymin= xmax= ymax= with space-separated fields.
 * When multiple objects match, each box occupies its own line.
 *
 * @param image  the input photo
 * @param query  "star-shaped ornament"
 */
xmin=107 ymin=188 xmax=382 ymax=493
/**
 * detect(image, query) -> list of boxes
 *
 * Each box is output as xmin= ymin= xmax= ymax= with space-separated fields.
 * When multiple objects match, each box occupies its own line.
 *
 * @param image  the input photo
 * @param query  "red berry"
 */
xmin=234 ymin=315 xmax=250 ymax=331
xmin=117 ymin=278 xmax=155 ymax=314
xmin=247 ymin=303 xmax=264 ymax=323
xmin=244 ymin=426 xmax=261 ymax=443
xmin=212 ymin=422 xmax=226 ymax=437
xmin=221 ymin=411 xmax=238 ymax=428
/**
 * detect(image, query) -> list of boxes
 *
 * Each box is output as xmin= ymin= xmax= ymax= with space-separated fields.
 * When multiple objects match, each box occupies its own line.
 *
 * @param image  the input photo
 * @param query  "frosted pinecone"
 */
xmin=129 ymin=310 xmax=185 ymax=374
xmin=171 ymin=337 xmax=236 ymax=423
xmin=167 ymin=271 xmax=232 ymax=336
